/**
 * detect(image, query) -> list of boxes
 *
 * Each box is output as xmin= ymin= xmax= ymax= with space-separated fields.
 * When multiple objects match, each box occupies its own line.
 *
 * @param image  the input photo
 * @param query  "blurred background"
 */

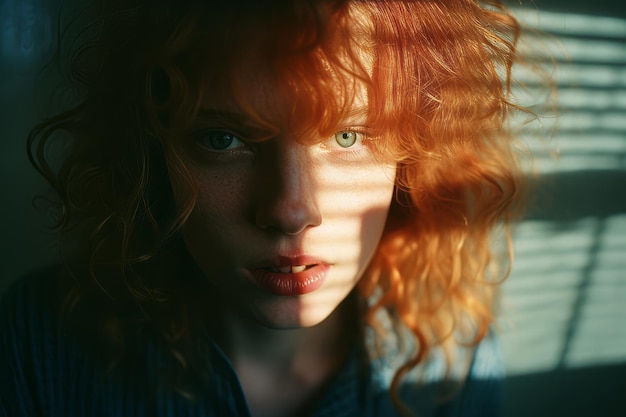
xmin=500 ymin=1 xmax=626 ymax=416
xmin=1 ymin=0 xmax=624 ymax=415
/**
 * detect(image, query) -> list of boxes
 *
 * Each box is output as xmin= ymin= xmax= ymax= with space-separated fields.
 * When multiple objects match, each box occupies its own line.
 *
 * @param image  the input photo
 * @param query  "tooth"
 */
xmin=278 ymin=266 xmax=291 ymax=273
xmin=291 ymin=265 xmax=306 ymax=273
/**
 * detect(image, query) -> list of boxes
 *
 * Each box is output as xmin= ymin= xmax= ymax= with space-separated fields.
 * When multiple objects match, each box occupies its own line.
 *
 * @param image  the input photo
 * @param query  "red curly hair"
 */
xmin=28 ymin=0 xmax=526 ymax=411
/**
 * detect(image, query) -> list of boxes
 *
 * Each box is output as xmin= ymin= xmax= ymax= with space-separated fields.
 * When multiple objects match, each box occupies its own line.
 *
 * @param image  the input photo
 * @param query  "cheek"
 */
xmin=176 ymin=168 xmax=251 ymax=267
xmin=355 ymin=167 xmax=396 ymax=259
xmin=317 ymin=163 xmax=396 ymax=262
xmin=323 ymin=163 xmax=396 ymax=220
xmin=180 ymin=161 xmax=252 ymax=222
xmin=347 ymin=171 xmax=396 ymax=285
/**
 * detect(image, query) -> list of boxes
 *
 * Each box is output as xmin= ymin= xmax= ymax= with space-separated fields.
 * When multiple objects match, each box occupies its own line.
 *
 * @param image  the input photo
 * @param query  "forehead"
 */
xmin=169 ymin=1 xmax=376 ymax=137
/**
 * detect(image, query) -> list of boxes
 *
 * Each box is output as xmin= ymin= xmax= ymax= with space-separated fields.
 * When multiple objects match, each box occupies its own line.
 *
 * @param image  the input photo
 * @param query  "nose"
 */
xmin=254 ymin=142 xmax=322 ymax=235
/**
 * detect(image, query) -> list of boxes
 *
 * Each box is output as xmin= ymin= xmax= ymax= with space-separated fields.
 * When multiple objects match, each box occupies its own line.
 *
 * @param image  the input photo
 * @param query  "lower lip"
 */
xmin=245 ymin=264 xmax=330 ymax=296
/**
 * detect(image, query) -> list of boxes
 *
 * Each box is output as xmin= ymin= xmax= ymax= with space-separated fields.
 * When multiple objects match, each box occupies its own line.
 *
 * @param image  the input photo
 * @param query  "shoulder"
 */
xmin=0 ymin=267 xmax=247 ymax=416
xmin=0 ymin=265 xmax=63 ymax=338
xmin=0 ymin=266 xmax=66 ymax=415
xmin=364 ymin=310 xmax=504 ymax=417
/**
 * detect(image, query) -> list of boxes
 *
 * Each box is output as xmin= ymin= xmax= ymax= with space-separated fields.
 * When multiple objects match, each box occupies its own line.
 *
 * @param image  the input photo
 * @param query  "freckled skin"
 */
xmin=163 ymin=31 xmax=397 ymax=415
xmin=176 ymin=133 xmax=396 ymax=328
xmin=166 ymin=46 xmax=395 ymax=327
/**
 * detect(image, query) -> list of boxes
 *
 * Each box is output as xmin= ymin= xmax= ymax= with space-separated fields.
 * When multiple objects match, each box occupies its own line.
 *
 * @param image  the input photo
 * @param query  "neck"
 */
xmin=205 ymin=291 xmax=361 ymax=417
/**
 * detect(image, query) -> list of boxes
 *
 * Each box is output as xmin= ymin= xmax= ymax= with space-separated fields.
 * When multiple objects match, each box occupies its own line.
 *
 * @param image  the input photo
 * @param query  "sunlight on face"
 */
xmin=173 ymin=106 xmax=396 ymax=328
xmin=167 ymin=4 xmax=395 ymax=329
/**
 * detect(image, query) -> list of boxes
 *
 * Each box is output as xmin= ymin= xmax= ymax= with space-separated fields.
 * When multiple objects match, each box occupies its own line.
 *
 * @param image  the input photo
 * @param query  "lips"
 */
xmin=268 ymin=265 xmax=309 ymax=273
xmin=245 ymin=256 xmax=330 ymax=296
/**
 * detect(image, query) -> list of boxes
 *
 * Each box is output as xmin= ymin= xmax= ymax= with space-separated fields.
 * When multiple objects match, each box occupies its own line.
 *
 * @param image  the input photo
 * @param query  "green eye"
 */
xmin=198 ymin=131 xmax=242 ymax=151
xmin=334 ymin=131 xmax=358 ymax=148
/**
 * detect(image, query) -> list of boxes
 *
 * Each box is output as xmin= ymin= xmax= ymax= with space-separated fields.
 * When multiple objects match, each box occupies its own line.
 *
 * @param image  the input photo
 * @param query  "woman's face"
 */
xmin=169 ymin=71 xmax=396 ymax=329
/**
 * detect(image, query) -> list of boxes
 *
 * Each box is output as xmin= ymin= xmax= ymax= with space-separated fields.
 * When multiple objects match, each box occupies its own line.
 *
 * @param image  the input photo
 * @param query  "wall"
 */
xmin=500 ymin=1 xmax=626 ymax=416
xmin=1 ymin=0 xmax=624 ymax=415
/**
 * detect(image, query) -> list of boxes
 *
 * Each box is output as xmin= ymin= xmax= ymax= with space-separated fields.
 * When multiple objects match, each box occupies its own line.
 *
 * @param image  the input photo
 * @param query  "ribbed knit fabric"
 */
xmin=1 ymin=269 xmax=503 ymax=417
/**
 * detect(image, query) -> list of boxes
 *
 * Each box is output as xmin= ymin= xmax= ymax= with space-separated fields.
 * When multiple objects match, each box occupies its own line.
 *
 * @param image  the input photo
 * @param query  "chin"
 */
xmin=249 ymin=294 xmax=343 ymax=329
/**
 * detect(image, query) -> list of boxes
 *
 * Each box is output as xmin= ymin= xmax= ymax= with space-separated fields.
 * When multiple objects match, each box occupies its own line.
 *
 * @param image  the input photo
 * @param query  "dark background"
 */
xmin=1 ymin=0 xmax=624 ymax=415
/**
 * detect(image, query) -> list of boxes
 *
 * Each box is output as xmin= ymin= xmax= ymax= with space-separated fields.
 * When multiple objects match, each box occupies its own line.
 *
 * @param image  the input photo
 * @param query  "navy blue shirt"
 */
xmin=1 ymin=270 xmax=503 ymax=416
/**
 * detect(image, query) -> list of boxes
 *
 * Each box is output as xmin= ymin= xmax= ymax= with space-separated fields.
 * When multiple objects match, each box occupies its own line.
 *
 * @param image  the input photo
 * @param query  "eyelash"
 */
xmin=195 ymin=130 xmax=247 ymax=152
xmin=190 ymin=127 xmax=373 ymax=163
xmin=329 ymin=128 xmax=371 ymax=149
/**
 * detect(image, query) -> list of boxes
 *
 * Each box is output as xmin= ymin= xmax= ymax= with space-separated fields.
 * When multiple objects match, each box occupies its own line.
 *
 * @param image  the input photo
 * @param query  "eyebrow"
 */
xmin=347 ymin=107 xmax=368 ymax=116
xmin=342 ymin=107 xmax=369 ymax=125
xmin=196 ymin=109 xmax=254 ymax=124
xmin=192 ymin=106 xmax=371 ymax=143
xmin=192 ymin=109 xmax=280 ymax=141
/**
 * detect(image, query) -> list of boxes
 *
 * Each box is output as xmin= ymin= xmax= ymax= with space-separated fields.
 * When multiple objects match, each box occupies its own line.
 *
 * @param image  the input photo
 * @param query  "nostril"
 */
xmin=255 ymin=197 xmax=322 ymax=235
xmin=253 ymin=143 xmax=322 ymax=234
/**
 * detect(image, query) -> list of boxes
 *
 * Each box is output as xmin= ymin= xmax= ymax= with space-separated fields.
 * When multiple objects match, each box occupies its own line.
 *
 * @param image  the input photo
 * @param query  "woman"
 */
xmin=1 ymin=0 xmax=527 ymax=415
